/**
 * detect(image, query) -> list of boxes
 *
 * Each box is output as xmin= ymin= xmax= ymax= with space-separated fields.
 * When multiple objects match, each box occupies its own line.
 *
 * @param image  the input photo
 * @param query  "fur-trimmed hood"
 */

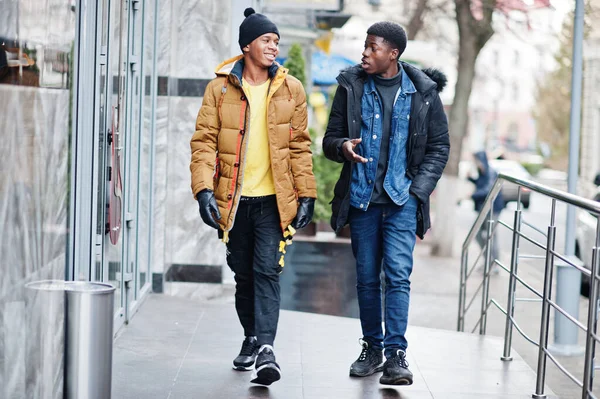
xmin=338 ymin=61 xmax=447 ymax=94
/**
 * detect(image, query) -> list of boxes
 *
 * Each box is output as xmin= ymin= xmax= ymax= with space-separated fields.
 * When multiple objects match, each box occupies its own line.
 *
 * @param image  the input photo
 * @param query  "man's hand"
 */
xmin=292 ymin=197 xmax=315 ymax=230
xmin=197 ymin=189 xmax=221 ymax=230
xmin=341 ymin=138 xmax=368 ymax=163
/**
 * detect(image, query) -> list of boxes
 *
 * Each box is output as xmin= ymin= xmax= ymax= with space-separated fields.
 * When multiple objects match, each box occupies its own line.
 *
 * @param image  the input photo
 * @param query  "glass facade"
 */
xmin=68 ymin=0 xmax=158 ymax=330
xmin=0 ymin=0 xmax=237 ymax=393
xmin=1 ymin=0 xmax=75 ymax=396
xmin=1 ymin=0 xmax=157 ymax=395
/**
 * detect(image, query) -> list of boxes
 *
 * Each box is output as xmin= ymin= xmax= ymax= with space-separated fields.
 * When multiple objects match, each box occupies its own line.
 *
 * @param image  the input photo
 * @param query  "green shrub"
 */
xmin=310 ymin=128 xmax=342 ymax=223
xmin=522 ymin=162 xmax=543 ymax=176
xmin=283 ymin=43 xmax=306 ymax=87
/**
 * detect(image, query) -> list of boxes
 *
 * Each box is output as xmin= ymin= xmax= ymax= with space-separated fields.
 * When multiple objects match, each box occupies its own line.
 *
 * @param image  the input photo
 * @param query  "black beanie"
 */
xmin=238 ymin=8 xmax=280 ymax=51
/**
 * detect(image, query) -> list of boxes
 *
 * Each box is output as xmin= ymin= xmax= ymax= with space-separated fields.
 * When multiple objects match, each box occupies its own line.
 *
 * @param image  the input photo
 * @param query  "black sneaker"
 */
xmin=250 ymin=345 xmax=281 ymax=386
xmin=379 ymin=349 xmax=413 ymax=386
xmin=349 ymin=339 xmax=384 ymax=377
xmin=233 ymin=336 xmax=258 ymax=371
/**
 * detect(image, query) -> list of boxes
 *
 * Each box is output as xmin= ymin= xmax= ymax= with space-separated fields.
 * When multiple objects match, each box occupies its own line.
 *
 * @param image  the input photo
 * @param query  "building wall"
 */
xmin=580 ymin=0 xmax=600 ymax=198
xmin=468 ymin=7 xmax=564 ymax=154
xmin=153 ymin=0 xmax=233 ymax=295
xmin=581 ymin=38 xmax=600 ymax=198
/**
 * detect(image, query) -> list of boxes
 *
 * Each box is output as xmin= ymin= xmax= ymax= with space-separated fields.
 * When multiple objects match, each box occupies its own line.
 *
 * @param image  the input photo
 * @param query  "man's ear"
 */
xmin=391 ymin=48 xmax=399 ymax=61
xmin=243 ymin=45 xmax=250 ymax=53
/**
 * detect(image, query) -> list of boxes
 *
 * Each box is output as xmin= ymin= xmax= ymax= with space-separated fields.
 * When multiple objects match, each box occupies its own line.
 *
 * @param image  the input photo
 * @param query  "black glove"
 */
xmin=292 ymin=197 xmax=315 ymax=230
xmin=197 ymin=189 xmax=221 ymax=230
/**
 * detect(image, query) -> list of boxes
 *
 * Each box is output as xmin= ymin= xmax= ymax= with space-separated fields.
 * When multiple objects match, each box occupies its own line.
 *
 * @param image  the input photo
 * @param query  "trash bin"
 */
xmin=26 ymin=280 xmax=116 ymax=399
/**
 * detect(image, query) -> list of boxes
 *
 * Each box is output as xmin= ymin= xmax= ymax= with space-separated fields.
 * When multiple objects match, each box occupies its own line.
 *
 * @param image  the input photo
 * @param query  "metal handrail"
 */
xmin=458 ymin=172 xmax=600 ymax=399
xmin=462 ymin=173 xmax=600 ymax=252
xmin=499 ymin=173 xmax=600 ymax=214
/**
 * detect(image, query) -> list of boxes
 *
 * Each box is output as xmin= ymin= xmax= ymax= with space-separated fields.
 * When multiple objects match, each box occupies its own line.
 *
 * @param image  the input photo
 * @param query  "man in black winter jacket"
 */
xmin=322 ymin=21 xmax=450 ymax=386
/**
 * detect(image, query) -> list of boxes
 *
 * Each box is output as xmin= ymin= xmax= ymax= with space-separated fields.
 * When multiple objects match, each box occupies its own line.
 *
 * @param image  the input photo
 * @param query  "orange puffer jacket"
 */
xmin=190 ymin=55 xmax=317 ymax=235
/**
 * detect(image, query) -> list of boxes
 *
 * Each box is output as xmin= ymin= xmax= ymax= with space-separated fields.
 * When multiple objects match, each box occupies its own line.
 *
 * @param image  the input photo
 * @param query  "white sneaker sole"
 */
xmin=232 ymin=364 xmax=254 ymax=371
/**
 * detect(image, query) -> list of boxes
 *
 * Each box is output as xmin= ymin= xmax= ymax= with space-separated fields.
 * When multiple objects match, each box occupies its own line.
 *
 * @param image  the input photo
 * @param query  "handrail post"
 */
xmin=458 ymin=248 xmax=468 ymax=332
xmin=502 ymin=202 xmax=522 ymax=361
xmin=533 ymin=199 xmax=557 ymax=399
xmin=582 ymin=220 xmax=600 ymax=399
xmin=480 ymin=210 xmax=494 ymax=335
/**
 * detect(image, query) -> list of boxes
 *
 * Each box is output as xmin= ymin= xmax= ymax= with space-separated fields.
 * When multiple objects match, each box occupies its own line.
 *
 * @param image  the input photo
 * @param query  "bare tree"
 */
xmin=431 ymin=0 xmax=496 ymax=257
xmin=449 ymin=0 xmax=495 ymax=174
xmin=406 ymin=0 xmax=429 ymax=40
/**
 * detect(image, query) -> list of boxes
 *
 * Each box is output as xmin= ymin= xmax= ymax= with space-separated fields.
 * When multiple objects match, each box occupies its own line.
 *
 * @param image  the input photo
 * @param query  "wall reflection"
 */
xmin=1 ymin=0 xmax=74 ymax=88
xmin=281 ymin=240 xmax=359 ymax=318
xmin=0 ymin=37 xmax=71 ymax=88
xmin=0 ymin=0 xmax=75 ymax=397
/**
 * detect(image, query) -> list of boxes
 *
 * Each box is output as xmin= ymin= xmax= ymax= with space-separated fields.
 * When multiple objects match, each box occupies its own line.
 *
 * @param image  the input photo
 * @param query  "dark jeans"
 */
xmin=226 ymin=195 xmax=283 ymax=347
xmin=349 ymin=195 xmax=418 ymax=358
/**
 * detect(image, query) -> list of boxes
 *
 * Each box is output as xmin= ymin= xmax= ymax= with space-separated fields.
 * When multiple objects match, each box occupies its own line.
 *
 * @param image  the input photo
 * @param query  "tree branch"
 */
xmin=455 ymin=0 xmax=496 ymax=51
xmin=480 ymin=0 xmax=496 ymax=25
xmin=406 ymin=0 xmax=429 ymax=40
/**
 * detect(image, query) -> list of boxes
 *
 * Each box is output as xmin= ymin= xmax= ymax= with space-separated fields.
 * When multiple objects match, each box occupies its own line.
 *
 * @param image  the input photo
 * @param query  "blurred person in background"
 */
xmin=468 ymin=150 xmax=506 ymax=273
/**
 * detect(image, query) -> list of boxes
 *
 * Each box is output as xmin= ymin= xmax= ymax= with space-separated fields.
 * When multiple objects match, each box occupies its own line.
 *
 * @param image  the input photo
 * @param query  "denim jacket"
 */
xmin=323 ymin=62 xmax=450 ymax=239
xmin=349 ymin=70 xmax=417 ymax=210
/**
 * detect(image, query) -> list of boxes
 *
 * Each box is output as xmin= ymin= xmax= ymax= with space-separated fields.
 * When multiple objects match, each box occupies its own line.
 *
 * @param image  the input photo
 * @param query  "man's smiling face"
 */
xmin=244 ymin=33 xmax=280 ymax=68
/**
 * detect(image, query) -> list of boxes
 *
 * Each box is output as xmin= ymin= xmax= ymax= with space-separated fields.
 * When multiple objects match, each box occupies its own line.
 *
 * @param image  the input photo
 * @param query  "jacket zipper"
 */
xmin=226 ymin=95 xmax=249 ymax=229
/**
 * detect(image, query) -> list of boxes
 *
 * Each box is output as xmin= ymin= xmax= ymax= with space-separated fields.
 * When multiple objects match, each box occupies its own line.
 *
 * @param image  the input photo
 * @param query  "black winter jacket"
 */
xmin=322 ymin=62 xmax=450 ymax=239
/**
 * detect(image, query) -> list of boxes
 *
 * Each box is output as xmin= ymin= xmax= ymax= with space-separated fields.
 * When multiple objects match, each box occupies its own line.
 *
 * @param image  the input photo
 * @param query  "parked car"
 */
xmin=576 ymin=187 xmax=600 ymax=296
xmin=488 ymin=159 xmax=532 ymax=209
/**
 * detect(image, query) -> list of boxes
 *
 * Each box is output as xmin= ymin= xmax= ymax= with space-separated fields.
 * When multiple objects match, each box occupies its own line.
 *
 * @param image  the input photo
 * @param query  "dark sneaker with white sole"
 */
xmin=349 ymin=339 xmax=384 ymax=377
xmin=379 ymin=349 xmax=413 ymax=386
xmin=250 ymin=345 xmax=281 ymax=386
xmin=233 ymin=336 xmax=258 ymax=371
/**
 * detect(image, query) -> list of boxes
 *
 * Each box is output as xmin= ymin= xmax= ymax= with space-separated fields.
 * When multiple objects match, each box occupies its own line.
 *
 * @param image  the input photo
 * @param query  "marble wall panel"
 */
xmin=164 ymin=96 xmax=226 ymax=267
xmin=18 ymin=0 xmax=76 ymax=47
xmin=0 ymin=85 xmax=70 ymax=399
xmin=157 ymin=0 xmax=172 ymax=76
xmin=0 ymin=0 xmax=73 ymax=384
xmin=172 ymin=0 xmax=231 ymax=78
xmin=152 ymin=97 xmax=170 ymax=274
xmin=0 ymin=0 xmax=17 ymax=38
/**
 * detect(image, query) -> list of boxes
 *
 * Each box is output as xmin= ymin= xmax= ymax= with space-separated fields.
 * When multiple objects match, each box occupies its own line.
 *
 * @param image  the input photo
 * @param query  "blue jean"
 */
xmin=349 ymin=195 xmax=418 ymax=358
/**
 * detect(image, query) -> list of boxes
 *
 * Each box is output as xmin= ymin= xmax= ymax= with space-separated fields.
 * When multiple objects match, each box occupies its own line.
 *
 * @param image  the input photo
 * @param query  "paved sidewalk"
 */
xmin=112 ymin=294 xmax=557 ymax=399
xmin=112 ymin=199 xmax=594 ymax=398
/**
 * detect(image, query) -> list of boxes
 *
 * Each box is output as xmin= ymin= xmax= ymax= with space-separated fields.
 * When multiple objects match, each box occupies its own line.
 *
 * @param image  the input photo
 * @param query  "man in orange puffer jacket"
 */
xmin=189 ymin=8 xmax=316 ymax=386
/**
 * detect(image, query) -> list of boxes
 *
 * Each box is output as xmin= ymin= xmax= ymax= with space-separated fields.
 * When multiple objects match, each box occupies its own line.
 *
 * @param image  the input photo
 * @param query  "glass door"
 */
xmin=135 ymin=0 xmax=156 ymax=302
xmin=92 ymin=0 xmax=153 ymax=329
xmin=122 ymin=0 xmax=144 ymax=322
xmin=93 ymin=0 xmax=128 ymax=329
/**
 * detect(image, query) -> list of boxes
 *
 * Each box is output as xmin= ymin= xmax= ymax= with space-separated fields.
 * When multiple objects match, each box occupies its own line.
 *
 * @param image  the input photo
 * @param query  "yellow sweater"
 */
xmin=241 ymin=79 xmax=276 ymax=196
